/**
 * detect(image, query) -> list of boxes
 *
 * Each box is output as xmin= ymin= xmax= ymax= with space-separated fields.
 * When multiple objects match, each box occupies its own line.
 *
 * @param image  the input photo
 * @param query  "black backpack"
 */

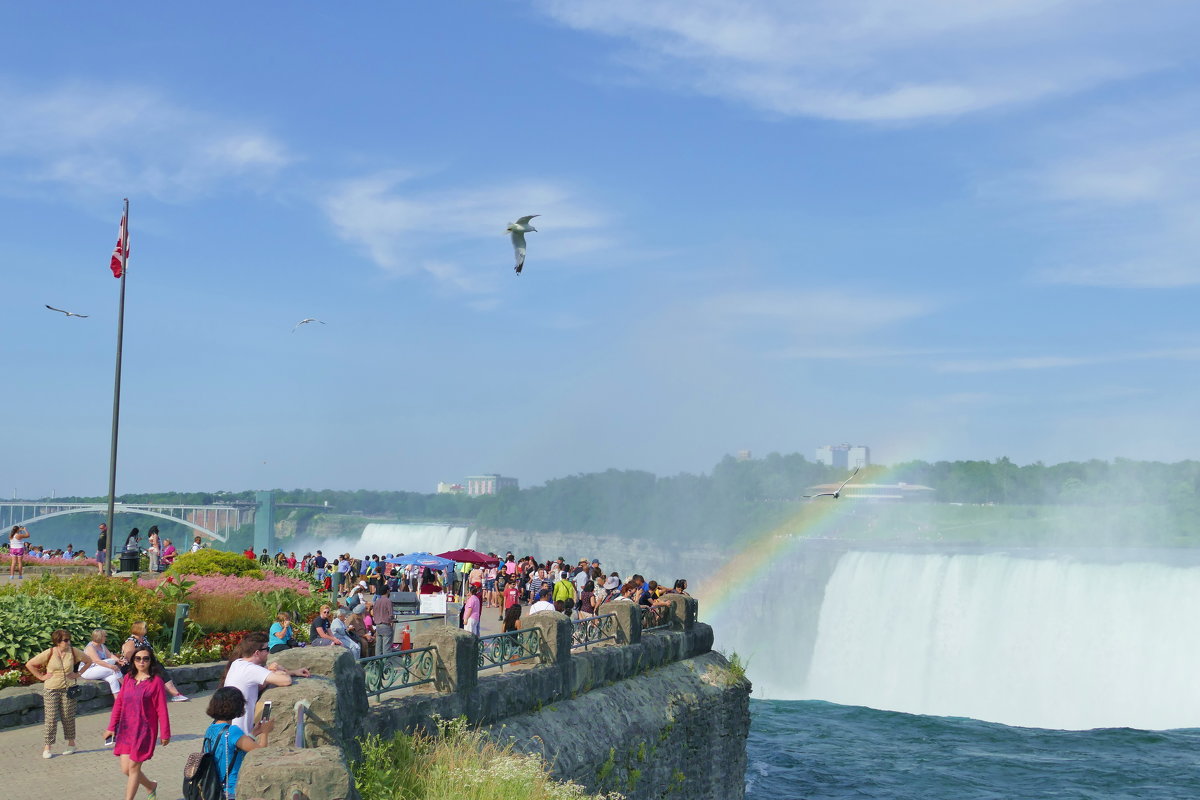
xmin=183 ymin=723 xmax=233 ymax=800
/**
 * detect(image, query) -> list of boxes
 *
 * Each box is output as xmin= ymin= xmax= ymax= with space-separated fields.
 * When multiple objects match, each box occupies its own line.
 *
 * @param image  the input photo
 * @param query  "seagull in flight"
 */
xmin=292 ymin=318 xmax=326 ymax=332
xmin=45 ymin=304 xmax=88 ymax=318
xmin=803 ymin=468 xmax=860 ymax=499
xmin=506 ymin=215 xmax=539 ymax=275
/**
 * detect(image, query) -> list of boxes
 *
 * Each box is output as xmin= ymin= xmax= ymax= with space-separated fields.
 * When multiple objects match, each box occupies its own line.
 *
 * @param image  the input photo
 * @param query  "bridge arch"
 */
xmin=12 ymin=505 xmax=227 ymax=542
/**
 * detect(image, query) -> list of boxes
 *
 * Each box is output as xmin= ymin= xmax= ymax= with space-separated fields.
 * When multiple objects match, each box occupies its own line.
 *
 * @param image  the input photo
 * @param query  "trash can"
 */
xmin=119 ymin=551 xmax=141 ymax=572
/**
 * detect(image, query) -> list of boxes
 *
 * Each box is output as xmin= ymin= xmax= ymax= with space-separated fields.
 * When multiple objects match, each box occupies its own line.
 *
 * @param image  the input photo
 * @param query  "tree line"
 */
xmin=48 ymin=453 xmax=1200 ymax=545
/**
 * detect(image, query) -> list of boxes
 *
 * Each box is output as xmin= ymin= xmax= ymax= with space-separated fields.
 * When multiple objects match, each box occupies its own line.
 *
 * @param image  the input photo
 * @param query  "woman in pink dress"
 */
xmin=106 ymin=646 xmax=170 ymax=800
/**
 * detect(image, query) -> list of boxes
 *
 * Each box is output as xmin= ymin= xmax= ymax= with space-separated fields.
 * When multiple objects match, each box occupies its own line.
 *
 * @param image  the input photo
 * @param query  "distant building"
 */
xmin=736 ymin=450 xmax=752 ymax=462
xmin=816 ymin=444 xmax=871 ymax=469
xmin=465 ymin=474 xmax=519 ymax=497
xmin=804 ymin=481 xmax=933 ymax=501
xmin=436 ymin=482 xmax=464 ymax=495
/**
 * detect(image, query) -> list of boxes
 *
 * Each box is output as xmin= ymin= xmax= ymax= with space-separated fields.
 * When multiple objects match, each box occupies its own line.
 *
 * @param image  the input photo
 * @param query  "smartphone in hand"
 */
xmin=260 ymin=700 xmax=272 ymax=721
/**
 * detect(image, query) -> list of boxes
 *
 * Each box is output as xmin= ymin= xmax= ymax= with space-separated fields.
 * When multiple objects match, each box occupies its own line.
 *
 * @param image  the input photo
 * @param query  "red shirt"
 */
xmin=504 ymin=585 xmax=519 ymax=609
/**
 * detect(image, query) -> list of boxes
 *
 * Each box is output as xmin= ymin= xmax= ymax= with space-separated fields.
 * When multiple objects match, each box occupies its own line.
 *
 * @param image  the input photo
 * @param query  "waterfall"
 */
xmin=798 ymin=550 xmax=1200 ymax=730
xmin=294 ymin=523 xmax=476 ymax=559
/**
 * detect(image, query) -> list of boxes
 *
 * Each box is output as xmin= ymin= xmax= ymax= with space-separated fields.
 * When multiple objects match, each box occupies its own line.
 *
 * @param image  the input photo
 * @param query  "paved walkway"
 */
xmin=0 ymin=690 xmax=216 ymax=800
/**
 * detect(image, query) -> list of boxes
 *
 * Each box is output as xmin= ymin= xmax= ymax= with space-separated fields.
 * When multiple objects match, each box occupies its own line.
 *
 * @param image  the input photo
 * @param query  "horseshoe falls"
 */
xmin=728 ymin=546 xmax=1200 ymax=799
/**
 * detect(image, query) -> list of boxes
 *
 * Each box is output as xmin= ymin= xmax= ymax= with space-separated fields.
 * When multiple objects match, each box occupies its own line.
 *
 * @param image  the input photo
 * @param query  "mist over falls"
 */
xmin=318 ymin=524 xmax=1199 ymax=732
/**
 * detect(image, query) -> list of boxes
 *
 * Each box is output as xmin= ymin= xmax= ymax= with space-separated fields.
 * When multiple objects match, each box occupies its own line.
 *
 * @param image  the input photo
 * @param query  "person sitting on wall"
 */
xmin=308 ymin=606 xmax=342 ymax=648
xmin=529 ymin=591 xmax=555 ymax=615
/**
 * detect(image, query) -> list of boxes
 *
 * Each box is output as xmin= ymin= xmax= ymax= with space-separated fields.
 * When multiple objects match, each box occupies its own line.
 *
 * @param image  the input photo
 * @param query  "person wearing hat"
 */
xmin=346 ymin=581 xmax=369 ymax=614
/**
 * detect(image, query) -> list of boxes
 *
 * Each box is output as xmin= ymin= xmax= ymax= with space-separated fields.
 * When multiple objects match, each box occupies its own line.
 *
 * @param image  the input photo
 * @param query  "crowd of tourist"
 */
xmin=14 ymin=543 xmax=689 ymax=799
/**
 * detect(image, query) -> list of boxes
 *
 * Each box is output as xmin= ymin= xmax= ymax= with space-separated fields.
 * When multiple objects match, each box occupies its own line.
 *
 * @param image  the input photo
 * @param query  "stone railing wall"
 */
xmin=236 ymin=595 xmax=751 ymax=800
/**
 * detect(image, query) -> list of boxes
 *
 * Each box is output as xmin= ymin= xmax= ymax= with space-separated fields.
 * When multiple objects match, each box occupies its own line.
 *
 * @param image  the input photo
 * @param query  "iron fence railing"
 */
xmin=641 ymin=603 xmax=671 ymax=631
xmin=359 ymin=646 xmax=437 ymax=699
xmin=477 ymin=628 xmax=542 ymax=671
xmin=571 ymin=613 xmax=618 ymax=649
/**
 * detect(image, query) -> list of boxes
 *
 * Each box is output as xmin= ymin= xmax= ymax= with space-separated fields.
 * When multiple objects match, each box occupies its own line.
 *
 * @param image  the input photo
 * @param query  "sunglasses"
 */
xmin=257 ymin=646 xmax=270 ymax=652
xmin=133 ymin=656 xmax=151 ymax=662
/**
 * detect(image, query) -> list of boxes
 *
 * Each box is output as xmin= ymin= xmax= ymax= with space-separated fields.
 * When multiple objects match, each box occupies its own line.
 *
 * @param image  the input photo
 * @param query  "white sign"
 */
xmin=419 ymin=593 xmax=447 ymax=614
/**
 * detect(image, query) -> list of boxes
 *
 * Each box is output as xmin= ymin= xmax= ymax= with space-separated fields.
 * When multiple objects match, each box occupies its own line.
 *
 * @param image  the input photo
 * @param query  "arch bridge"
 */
xmin=0 ymin=502 xmax=247 ymax=543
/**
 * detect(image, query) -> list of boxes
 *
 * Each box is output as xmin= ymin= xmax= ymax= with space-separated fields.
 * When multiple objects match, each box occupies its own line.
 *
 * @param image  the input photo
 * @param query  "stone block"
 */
xmin=267 ymin=646 xmax=368 ymax=760
xmin=666 ymin=595 xmax=697 ymax=631
xmin=0 ymin=686 xmax=43 ymax=716
xmin=524 ymin=611 xmax=571 ymax=665
xmin=607 ymin=598 xmax=641 ymax=645
xmin=424 ymin=627 xmax=477 ymax=694
xmin=237 ymin=745 xmax=358 ymax=800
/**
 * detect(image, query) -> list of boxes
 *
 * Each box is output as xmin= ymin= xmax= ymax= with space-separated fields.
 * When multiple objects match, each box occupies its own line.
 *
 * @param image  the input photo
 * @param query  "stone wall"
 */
xmin=235 ymin=596 xmax=750 ymax=800
xmin=0 ymin=661 xmax=227 ymax=730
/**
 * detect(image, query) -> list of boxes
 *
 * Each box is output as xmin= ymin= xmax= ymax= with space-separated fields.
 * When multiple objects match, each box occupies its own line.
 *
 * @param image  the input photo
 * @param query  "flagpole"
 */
xmin=104 ymin=198 xmax=129 ymax=578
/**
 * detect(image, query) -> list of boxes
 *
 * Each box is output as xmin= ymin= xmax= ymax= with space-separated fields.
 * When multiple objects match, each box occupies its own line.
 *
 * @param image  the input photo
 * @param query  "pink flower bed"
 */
xmin=18 ymin=556 xmax=100 ymax=566
xmin=136 ymin=573 xmax=312 ymax=595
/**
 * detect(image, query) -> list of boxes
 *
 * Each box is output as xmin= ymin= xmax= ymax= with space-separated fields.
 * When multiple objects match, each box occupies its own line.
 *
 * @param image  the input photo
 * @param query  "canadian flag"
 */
xmin=110 ymin=213 xmax=128 ymax=278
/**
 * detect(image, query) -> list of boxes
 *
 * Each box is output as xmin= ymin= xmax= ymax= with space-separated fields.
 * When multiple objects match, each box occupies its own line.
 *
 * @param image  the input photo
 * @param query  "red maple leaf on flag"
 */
xmin=110 ymin=213 xmax=128 ymax=278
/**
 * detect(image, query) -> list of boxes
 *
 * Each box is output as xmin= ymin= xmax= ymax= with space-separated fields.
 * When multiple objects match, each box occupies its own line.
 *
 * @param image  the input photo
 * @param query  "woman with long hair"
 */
xmin=106 ymin=645 xmax=170 ymax=800
xmin=8 ymin=525 xmax=29 ymax=578
xmin=502 ymin=603 xmax=522 ymax=633
xmin=121 ymin=621 xmax=188 ymax=701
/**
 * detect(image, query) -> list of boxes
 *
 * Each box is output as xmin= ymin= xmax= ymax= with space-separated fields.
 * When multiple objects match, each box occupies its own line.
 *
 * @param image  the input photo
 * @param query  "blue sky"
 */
xmin=5 ymin=1 xmax=1200 ymax=497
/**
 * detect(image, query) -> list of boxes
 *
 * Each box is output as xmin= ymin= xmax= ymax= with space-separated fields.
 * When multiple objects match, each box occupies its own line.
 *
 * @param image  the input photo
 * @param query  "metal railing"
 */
xmin=359 ymin=646 xmax=437 ymax=699
xmin=477 ymin=628 xmax=542 ymax=671
xmin=641 ymin=604 xmax=671 ymax=631
xmin=571 ymin=613 xmax=618 ymax=649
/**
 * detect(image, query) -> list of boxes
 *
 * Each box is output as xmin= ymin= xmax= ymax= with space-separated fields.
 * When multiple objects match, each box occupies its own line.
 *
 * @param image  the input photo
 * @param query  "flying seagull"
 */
xmin=506 ymin=215 xmax=539 ymax=275
xmin=45 ymin=304 xmax=88 ymax=318
xmin=292 ymin=318 xmax=326 ymax=332
xmin=803 ymin=468 xmax=861 ymax=499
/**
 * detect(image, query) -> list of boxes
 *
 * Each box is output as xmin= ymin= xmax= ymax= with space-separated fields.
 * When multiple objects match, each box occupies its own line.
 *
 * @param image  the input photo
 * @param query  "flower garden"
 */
xmin=0 ymin=548 xmax=324 ymax=687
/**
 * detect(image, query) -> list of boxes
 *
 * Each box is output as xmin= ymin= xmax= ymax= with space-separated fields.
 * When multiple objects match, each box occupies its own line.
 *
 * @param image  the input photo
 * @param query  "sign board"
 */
xmin=419 ymin=593 xmax=447 ymax=615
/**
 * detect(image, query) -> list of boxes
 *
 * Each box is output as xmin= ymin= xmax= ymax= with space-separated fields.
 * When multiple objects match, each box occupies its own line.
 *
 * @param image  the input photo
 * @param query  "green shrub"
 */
xmin=0 ymin=595 xmax=108 ymax=662
xmin=1 ymin=574 xmax=171 ymax=644
xmin=167 ymin=549 xmax=264 ymax=579
xmin=352 ymin=716 xmax=624 ymax=800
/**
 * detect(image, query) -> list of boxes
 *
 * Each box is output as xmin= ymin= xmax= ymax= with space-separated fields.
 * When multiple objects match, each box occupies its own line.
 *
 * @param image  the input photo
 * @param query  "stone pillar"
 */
xmin=425 ymin=626 xmax=478 ymax=693
xmin=266 ymin=646 xmax=368 ymax=759
xmin=525 ymin=610 xmax=573 ymax=665
xmin=666 ymin=595 xmax=697 ymax=631
xmin=607 ymin=598 xmax=641 ymax=645
xmin=237 ymin=745 xmax=358 ymax=800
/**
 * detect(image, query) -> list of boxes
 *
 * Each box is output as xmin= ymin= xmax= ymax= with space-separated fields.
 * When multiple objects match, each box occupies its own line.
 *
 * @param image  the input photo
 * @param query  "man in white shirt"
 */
xmin=222 ymin=632 xmax=311 ymax=735
xmin=529 ymin=591 xmax=556 ymax=615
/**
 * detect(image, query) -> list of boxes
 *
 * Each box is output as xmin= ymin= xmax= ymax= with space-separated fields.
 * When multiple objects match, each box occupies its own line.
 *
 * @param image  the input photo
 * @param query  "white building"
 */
xmin=465 ymin=474 xmax=519 ymax=497
xmin=816 ymin=444 xmax=871 ymax=469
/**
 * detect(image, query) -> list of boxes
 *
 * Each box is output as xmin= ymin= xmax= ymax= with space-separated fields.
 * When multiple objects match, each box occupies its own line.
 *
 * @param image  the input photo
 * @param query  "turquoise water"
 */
xmin=746 ymin=699 xmax=1200 ymax=799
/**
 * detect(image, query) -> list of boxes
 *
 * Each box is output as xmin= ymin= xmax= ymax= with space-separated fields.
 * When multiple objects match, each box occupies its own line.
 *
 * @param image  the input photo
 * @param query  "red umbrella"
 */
xmin=436 ymin=548 xmax=499 ymax=567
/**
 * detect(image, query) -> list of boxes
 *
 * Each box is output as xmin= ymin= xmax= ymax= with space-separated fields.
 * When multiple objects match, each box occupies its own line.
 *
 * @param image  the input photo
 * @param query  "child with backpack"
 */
xmin=185 ymin=687 xmax=273 ymax=800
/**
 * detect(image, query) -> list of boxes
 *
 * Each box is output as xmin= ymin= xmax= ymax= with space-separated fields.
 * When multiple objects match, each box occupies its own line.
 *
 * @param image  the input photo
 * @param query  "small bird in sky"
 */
xmin=803 ymin=468 xmax=861 ymax=499
xmin=45 ymin=304 xmax=88 ymax=318
xmin=292 ymin=318 xmax=325 ymax=332
xmin=506 ymin=215 xmax=539 ymax=275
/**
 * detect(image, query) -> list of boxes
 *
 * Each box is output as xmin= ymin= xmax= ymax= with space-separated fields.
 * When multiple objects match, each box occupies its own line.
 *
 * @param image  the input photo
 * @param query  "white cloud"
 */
xmin=537 ymin=0 xmax=1191 ymax=122
xmin=0 ymin=80 xmax=290 ymax=198
xmin=937 ymin=347 xmax=1200 ymax=373
xmin=999 ymin=102 xmax=1200 ymax=287
xmin=322 ymin=170 xmax=608 ymax=293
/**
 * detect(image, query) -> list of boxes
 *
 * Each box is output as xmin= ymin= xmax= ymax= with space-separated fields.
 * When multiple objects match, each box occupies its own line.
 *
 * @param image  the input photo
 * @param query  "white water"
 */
xmin=800 ymin=551 xmax=1200 ymax=731
xmin=293 ymin=523 xmax=476 ymax=560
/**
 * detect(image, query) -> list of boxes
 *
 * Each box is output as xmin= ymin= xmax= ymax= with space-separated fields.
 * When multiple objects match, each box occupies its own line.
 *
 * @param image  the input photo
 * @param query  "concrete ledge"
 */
xmin=0 ymin=660 xmax=227 ymax=731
